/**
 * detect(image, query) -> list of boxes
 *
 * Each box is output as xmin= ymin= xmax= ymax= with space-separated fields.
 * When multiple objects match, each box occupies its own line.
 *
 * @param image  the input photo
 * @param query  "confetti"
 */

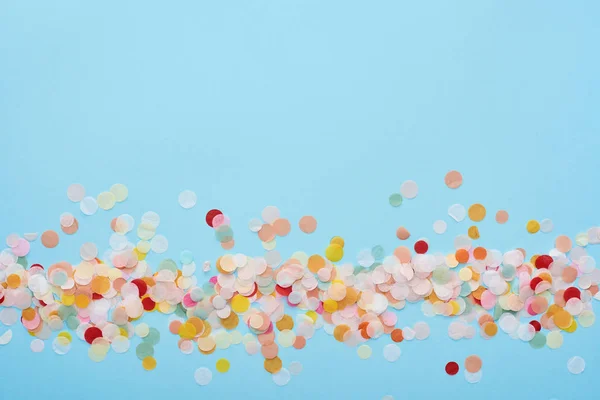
xmin=567 ymin=356 xmax=585 ymax=374
xmin=389 ymin=193 xmax=403 ymax=207
xmin=445 ymin=361 xmax=459 ymax=375
xmin=495 ymin=210 xmax=509 ymax=224
xmin=194 ymin=367 xmax=212 ymax=386
xmin=444 ymin=170 xmax=463 ymax=189
xmin=448 ymin=204 xmax=466 ymax=222
xmin=0 ymin=329 xmax=12 ymax=345
xmin=67 ymin=184 xmax=85 ymax=202
xmin=0 ymin=173 xmax=599 ymax=391
xmin=396 ymin=227 xmax=410 ymax=240
xmin=527 ymin=220 xmax=541 ymax=234
xmin=80 ymin=196 xmax=98 ymax=216
xmin=178 ymin=190 xmax=197 ymax=209
xmin=468 ymin=204 xmax=486 ymax=222
xmin=383 ymin=344 xmax=401 ymax=362
xmin=400 ymin=180 xmax=418 ymax=199
xmin=41 ymin=230 xmax=59 ymax=248
xmin=272 ymin=368 xmax=291 ymax=386
xmin=299 ymin=215 xmax=317 ymax=234
xmin=433 ymin=220 xmax=447 ymax=234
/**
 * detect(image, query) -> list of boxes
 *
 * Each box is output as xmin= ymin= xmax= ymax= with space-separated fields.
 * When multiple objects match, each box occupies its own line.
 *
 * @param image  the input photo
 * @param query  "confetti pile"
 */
xmin=1 ymin=175 xmax=599 ymax=389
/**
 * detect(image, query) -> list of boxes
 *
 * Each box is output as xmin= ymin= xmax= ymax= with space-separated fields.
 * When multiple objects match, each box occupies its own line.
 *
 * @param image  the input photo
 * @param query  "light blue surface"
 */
xmin=1 ymin=1 xmax=599 ymax=399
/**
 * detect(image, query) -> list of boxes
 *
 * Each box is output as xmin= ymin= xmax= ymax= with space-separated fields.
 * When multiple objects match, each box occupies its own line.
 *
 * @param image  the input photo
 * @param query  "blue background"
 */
xmin=1 ymin=1 xmax=599 ymax=399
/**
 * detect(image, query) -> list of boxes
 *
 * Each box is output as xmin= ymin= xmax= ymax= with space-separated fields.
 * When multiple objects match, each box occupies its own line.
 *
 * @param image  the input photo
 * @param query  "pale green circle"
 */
xmin=546 ymin=331 xmax=563 ymax=349
xmin=143 ymin=328 xmax=161 ymax=346
xmin=389 ymin=193 xmax=403 ymax=207
xmin=357 ymin=344 xmax=372 ymax=359
xmin=529 ymin=332 xmax=546 ymax=349
xmin=579 ymin=310 xmax=595 ymax=327
xmin=135 ymin=342 xmax=154 ymax=360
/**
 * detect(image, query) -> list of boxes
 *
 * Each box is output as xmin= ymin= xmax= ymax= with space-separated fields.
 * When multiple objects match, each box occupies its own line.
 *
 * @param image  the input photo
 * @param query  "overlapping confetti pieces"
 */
xmin=0 ymin=171 xmax=599 ymax=394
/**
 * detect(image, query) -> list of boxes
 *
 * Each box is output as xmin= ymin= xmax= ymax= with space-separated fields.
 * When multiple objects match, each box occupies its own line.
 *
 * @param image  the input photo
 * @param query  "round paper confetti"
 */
xmin=288 ymin=361 xmax=303 ymax=376
xmin=383 ymin=344 xmax=401 ymax=362
xmin=272 ymin=368 xmax=291 ymax=386
xmin=468 ymin=204 xmax=486 ymax=222
xmin=465 ymin=355 xmax=482 ymax=373
xmin=444 ymin=170 xmax=463 ymax=189
xmin=445 ymin=361 xmax=459 ymax=375
xmin=540 ymin=218 xmax=553 ymax=233
xmin=80 ymin=196 xmax=98 ymax=216
xmin=151 ymin=235 xmax=169 ymax=253
xmin=0 ymin=329 xmax=13 ymax=345
xmin=194 ymin=367 xmax=212 ymax=386
xmin=495 ymin=210 xmax=509 ymax=224
xmin=41 ymin=230 xmax=59 ymax=248
xmin=299 ymin=216 xmax=317 ymax=234
xmin=465 ymin=370 xmax=482 ymax=384
xmin=67 ymin=184 xmax=85 ymax=202
xmin=448 ymin=204 xmax=466 ymax=222
xmin=433 ymin=220 xmax=447 ymax=234
xmin=396 ymin=227 xmax=410 ymax=240
xmin=110 ymin=183 xmax=129 ymax=202
xmin=30 ymin=339 xmax=45 ymax=353
xmin=389 ymin=193 xmax=403 ymax=207
xmin=178 ymin=190 xmax=197 ymax=209
xmin=526 ymin=220 xmax=540 ymax=234
xmin=216 ymin=358 xmax=230 ymax=373
xmin=97 ymin=191 xmax=116 ymax=210
xmin=567 ymin=356 xmax=585 ymax=374
xmin=400 ymin=180 xmax=418 ymax=199
xmin=357 ymin=344 xmax=372 ymax=359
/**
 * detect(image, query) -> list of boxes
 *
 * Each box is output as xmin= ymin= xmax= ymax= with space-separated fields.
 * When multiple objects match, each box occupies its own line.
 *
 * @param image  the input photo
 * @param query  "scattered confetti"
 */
xmin=389 ymin=193 xmax=403 ymax=207
xmin=396 ymin=227 xmax=410 ymax=240
xmin=383 ymin=344 xmax=401 ymax=362
xmin=567 ymin=356 xmax=585 ymax=375
xmin=433 ymin=220 xmax=447 ymax=234
xmin=448 ymin=204 xmax=466 ymax=222
xmin=527 ymin=220 xmax=541 ymax=234
xmin=272 ymin=368 xmax=291 ymax=386
xmin=495 ymin=210 xmax=509 ymax=224
xmin=400 ymin=180 xmax=418 ymax=199
xmin=444 ymin=170 xmax=463 ymax=189
xmin=445 ymin=361 xmax=459 ymax=375
xmin=80 ymin=196 xmax=98 ymax=216
xmin=298 ymin=216 xmax=317 ymax=234
xmin=67 ymin=184 xmax=85 ymax=202
xmin=465 ymin=355 xmax=482 ymax=373
xmin=178 ymin=190 xmax=197 ymax=209
xmin=24 ymin=233 xmax=38 ymax=241
xmin=0 ymin=329 xmax=13 ymax=345
xmin=540 ymin=218 xmax=554 ymax=233
xmin=357 ymin=344 xmax=372 ymax=359
xmin=216 ymin=358 xmax=230 ymax=373
xmin=41 ymin=230 xmax=59 ymax=248
xmin=468 ymin=204 xmax=486 ymax=222
xmin=194 ymin=367 xmax=212 ymax=386
xmin=0 ymin=176 xmax=599 ymax=391
xmin=30 ymin=339 xmax=45 ymax=352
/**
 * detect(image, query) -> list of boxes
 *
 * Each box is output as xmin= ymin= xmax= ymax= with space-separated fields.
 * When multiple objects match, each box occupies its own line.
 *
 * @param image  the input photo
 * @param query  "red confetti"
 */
xmin=131 ymin=279 xmax=148 ymax=297
xmin=275 ymin=285 xmax=293 ymax=297
xmin=84 ymin=326 xmax=103 ymax=344
xmin=529 ymin=320 xmax=542 ymax=332
xmin=564 ymin=287 xmax=581 ymax=302
xmin=445 ymin=361 xmax=459 ymax=375
xmin=142 ymin=297 xmax=156 ymax=311
xmin=205 ymin=209 xmax=223 ymax=227
xmin=414 ymin=240 xmax=429 ymax=254
xmin=535 ymin=255 xmax=553 ymax=269
xmin=529 ymin=277 xmax=543 ymax=291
